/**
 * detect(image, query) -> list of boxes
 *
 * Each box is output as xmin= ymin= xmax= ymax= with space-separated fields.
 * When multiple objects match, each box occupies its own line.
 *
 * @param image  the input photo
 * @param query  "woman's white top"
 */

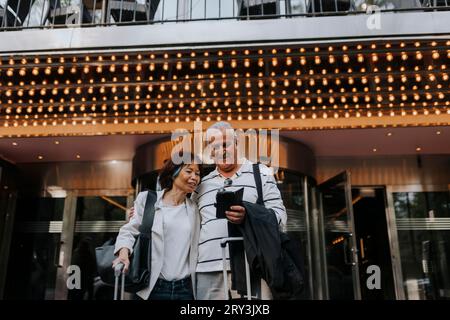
xmin=114 ymin=190 xmax=200 ymax=300
xmin=158 ymin=201 xmax=191 ymax=281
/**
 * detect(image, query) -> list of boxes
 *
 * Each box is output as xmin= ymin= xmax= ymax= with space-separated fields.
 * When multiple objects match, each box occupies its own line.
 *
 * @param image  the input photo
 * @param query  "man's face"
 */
xmin=209 ymin=129 xmax=237 ymax=172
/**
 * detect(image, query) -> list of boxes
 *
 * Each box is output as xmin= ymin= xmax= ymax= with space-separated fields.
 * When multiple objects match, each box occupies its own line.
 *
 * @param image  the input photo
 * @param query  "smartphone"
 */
xmin=215 ymin=188 xmax=244 ymax=219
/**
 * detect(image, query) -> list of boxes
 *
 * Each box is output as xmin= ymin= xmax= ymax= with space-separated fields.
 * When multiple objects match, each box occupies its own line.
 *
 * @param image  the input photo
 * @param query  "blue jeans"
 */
xmin=148 ymin=277 xmax=194 ymax=300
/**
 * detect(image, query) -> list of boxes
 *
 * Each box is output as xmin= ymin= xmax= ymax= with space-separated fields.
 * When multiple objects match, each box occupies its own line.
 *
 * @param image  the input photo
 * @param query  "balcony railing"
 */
xmin=0 ymin=0 xmax=449 ymax=31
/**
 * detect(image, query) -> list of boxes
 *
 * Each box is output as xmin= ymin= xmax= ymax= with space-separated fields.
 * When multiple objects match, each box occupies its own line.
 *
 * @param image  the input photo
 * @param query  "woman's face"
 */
xmin=173 ymin=164 xmax=201 ymax=193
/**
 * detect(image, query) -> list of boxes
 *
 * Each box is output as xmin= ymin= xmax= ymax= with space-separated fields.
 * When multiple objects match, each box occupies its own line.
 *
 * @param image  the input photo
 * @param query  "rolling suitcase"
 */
xmin=113 ymin=263 xmax=125 ymax=300
xmin=220 ymin=237 xmax=253 ymax=300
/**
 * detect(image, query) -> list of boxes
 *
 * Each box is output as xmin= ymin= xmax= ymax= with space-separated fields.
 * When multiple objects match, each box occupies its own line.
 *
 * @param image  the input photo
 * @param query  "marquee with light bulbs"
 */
xmin=0 ymin=39 xmax=448 ymax=137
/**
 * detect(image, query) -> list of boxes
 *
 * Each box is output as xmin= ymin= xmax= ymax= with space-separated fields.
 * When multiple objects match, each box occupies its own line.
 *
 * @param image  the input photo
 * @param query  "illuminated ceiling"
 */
xmin=0 ymin=39 xmax=449 ymax=137
xmin=0 ymin=127 xmax=448 ymax=163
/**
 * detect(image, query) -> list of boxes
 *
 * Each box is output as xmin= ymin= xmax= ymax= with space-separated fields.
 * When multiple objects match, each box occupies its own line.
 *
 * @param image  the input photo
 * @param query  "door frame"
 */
xmin=315 ymin=170 xmax=362 ymax=300
xmin=385 ymin=184 xmax=450 ymax=300
xmin=0 ymin=190 xmax=17 ymax=299
xmin=302 ymin=176 xmax=315 ymax=299
xmin=54 ymin=191 xmax=78 ymax=300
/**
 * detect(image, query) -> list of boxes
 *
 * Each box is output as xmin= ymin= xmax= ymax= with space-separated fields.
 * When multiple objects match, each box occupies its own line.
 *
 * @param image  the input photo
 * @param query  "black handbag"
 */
xmin=95 ymin=191 xmax=157 ymax=293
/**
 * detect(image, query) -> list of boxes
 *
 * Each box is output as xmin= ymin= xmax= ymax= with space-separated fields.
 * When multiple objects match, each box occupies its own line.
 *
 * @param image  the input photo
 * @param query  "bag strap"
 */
xmin=139 ymin=190 xmax=157 ymax=234
xmin=252 ymin=163 xmax=264 ymax=205
xmin=138 ymin=190 xmax=157 ymax=281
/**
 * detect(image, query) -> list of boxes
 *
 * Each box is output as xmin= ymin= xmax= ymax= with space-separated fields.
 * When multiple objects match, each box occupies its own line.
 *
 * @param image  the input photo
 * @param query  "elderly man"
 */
xmin=193 ymin=121 xmax=287 ymax=300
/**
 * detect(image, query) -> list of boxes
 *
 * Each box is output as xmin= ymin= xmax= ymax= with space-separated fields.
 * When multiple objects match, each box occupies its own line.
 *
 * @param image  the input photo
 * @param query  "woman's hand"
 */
xmin=127 ymin=207 xmax=135 ymax=221
xmin=112 ymin=247 xmax=130 ymax=274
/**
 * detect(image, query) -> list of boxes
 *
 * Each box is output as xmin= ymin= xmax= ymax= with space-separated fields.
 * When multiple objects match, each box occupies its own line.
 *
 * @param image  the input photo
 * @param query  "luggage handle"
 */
xmin=220 ymin=237 xmax=252 ymax=300
xmin=114 ymin=263 xmax=125 ymax=300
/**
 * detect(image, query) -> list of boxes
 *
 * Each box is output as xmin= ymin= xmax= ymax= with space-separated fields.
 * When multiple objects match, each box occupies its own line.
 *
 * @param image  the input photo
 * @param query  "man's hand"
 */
xmin=226 ymin=205 xmax=246 ymax=224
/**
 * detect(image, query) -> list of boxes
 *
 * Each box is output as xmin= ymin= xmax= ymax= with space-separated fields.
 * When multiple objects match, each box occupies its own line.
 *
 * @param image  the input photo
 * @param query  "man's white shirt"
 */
xmin=192 ymin=159 xmax=287 ymax=273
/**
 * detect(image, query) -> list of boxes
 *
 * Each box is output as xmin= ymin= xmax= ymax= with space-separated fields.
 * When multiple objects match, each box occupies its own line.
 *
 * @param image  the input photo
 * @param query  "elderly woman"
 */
xmin=113 ymin=152 xmax=202 ymax=300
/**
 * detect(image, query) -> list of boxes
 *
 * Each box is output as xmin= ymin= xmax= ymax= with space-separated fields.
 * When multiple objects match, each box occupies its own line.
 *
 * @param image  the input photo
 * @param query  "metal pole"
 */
xmin=221 ymin=244 xmax=229 ymax=299
xmin=244 ymin=250 xmax=251 ymax=300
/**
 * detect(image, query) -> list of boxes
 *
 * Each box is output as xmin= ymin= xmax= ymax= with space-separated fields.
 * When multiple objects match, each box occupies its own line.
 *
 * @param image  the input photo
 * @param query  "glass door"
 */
xmin=316 ymin=171 xmax=361 ymax=300
xmin=388 ymin=186 xmax=450 ymax=300
xmin=4 ymin=196 xmax=66 ymax=300
xmin=274 ymin=169 xmax=313 ymax=299
xmin=67 ymin=194 xmax=132 ymax=300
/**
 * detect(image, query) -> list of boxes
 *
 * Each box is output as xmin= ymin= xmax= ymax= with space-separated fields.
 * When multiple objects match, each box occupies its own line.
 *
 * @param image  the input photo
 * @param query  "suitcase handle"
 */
xmin=220 ymin=237 xmax=244 ymax=247
xmin=220 ymin=237 xmax=252 ymax=300
xmin=114 ymin=262 xmax=124 ymax=276
xmin=114 ymin=263 xmax=125 ymax=300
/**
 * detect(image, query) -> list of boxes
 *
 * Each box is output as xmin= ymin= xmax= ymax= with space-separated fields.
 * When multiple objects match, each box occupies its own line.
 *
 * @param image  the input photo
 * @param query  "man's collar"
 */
xmin=154 ymin=189 xmax=167 ymax=210
xmin=235 ymin=158 xmax=250 ymax=177
xmin=215 ymin=157 xmax=249 ymax=178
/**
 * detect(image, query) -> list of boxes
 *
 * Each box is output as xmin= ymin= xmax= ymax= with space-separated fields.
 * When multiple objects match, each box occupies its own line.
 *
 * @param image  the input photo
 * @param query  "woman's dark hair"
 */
xmin=158 ymin=152 xmax=203 ymax=190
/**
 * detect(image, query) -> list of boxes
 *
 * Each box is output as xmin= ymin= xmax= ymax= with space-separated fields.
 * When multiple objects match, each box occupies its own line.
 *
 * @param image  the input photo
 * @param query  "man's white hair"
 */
xmin=207 ymin=121 xmax=234 ymax=132
xmin=206 ymin=121 xmax=236 ymax=140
